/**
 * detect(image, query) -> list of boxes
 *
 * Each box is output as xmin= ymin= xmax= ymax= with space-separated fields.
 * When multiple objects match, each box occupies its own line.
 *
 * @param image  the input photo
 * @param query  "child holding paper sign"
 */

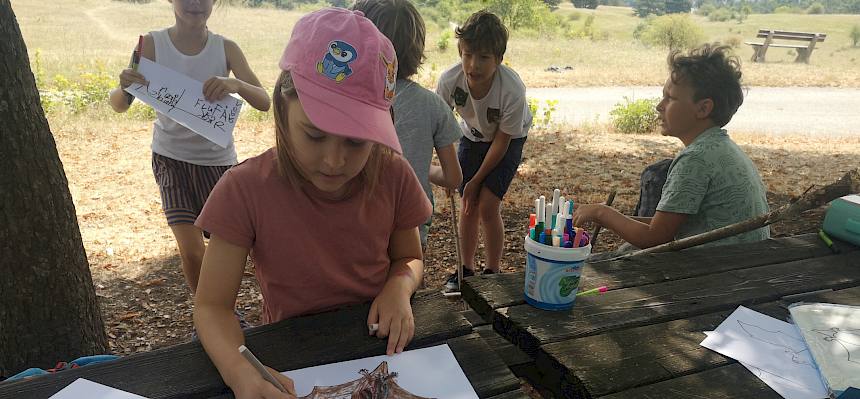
xmin=193 ymin=8 xmax=431 ymax=398
xmin=107 ymin=0 xmax=270 ymax=296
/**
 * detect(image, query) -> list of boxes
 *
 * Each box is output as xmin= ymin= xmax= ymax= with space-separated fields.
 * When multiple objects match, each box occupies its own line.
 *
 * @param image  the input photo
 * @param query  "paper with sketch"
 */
xmin=282 ymin=344 xmax=478 ymax=399
xmin=48 ymin=378 xmax=149 ymax=399
xmin=700 ymin=306 xmax=828 ymax=398
xmin=704 ymin=331 xmax=827 ymax=399
xmin=124 ymin=58 xmax=242 ymax=148
xmin=789 ymin=303 xmax=860 ymax=395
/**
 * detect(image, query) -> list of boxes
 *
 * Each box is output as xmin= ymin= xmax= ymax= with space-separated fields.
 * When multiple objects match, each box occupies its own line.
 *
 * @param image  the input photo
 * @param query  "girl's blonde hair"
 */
xmin=273 ymin=70 xmax=392 ymax=197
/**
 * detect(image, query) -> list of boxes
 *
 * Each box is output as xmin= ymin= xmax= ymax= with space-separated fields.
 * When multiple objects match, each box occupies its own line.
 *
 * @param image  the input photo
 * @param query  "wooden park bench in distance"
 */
xmin=745 ymin=29 xmax=827 ymax=63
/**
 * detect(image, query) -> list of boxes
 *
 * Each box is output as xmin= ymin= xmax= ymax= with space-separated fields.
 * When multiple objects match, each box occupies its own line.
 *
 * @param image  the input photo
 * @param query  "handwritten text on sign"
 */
xmin=125 ymin=58 xmax=242 ymax=148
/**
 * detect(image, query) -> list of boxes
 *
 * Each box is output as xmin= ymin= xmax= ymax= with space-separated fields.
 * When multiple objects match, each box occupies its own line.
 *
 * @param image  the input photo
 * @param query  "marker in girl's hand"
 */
xmin=369 ymin=323 xmax=379 ymax=335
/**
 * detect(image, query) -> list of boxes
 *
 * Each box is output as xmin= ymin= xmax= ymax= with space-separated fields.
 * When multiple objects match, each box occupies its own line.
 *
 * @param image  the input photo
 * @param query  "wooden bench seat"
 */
xmin=746 ymin=29 xmax=826 ymax=63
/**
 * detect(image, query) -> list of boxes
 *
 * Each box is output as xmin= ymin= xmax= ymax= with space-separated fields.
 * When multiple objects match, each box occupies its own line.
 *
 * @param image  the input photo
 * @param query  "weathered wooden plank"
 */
xmin=494 ymin=252 xmax=860 ymax=356
xmin=486 ymin=390 xmax=531 ymax=399
xmin=582 ymin=233 xmax=853 ymax=291
xmin=537 ymin=286 xmax=860 ymax=398
xmin=474 ymin=325 xmax=533 ymax=373
xmin=597 ymin=363 xmax=782 ymax=399
xmin=448 ymin=333 xmax=522 ymax=398
xmin=462 ymin=234 xmax=850 ymax=319
xmin=0 ymin=291 xmax=473 ymax=399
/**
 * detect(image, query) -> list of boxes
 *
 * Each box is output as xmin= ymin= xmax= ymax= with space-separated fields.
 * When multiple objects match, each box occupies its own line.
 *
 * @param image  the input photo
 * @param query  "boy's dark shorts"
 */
xmin=151 ymin=152 xmax=231 ymax=227
xmin=458 ymin=136 xmax=527 ymax=200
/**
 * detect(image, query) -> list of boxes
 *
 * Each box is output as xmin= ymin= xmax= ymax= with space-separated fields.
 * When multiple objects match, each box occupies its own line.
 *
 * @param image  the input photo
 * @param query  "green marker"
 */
xmin=576 ymin=286 xmax=608 ymax=297
xmin=818 ymin=229 xmax=840 ymax=254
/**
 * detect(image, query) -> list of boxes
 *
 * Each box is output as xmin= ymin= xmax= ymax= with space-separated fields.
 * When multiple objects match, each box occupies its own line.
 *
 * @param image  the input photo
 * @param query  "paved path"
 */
xmin=528 ymin=86 xmax=860 ymax=137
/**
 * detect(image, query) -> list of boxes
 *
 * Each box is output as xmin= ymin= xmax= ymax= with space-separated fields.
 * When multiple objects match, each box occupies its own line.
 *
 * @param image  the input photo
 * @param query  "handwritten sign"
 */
xmin=125 ymin=58 xmax=242 ymax=148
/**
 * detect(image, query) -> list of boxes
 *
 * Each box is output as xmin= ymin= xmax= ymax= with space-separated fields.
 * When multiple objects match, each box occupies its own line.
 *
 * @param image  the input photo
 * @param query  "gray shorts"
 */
xmin=151 ymin=152 xmax=231 ymax=226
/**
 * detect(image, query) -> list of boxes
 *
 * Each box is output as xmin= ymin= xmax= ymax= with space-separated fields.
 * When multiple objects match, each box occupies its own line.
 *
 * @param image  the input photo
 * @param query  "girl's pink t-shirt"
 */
xmin=196 ymin=148 xmax=432 ymax=323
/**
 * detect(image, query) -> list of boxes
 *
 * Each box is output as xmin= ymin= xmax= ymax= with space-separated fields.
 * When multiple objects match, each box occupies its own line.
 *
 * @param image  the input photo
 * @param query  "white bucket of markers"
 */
xmin=523 ymin=236 xmax=591 ymax=311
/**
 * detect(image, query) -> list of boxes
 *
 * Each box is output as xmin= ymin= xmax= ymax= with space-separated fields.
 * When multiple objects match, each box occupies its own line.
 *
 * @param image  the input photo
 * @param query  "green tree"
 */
xmin=634 ymin=0 xmax=666 ymax=16
xmin=543 ymin=0 xmax=562 ymax=9
xmin=666 ymin=0 xmax=692 ymax=13
xmin=571 ymin=0 xmax=599 ymax=8
xmin=639 ymin=14 xmax=704 ymax=50
xmin=485 ymin=0 xmax=550 ymax=30
xmin=736 ymin=4 xmax=751 ymax=21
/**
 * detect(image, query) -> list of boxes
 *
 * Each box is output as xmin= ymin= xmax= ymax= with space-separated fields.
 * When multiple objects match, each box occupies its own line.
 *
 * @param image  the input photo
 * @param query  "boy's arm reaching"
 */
xmin=194 ymin=235 xmax=296 ymax=399
xmin=203 ymin=39 xmax=271 ymax=111
xmin=572 ymin=205 xmax=687 ymax=249
xmin=429 ymin=144 xmax=462 ymax=190
xmin=369 ymin=226 xmax=424 ymax=356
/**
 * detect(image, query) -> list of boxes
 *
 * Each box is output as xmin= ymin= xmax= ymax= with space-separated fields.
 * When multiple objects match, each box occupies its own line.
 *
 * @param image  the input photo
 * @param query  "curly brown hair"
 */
xmin=668 ymin=43 xmax=744 ymax=127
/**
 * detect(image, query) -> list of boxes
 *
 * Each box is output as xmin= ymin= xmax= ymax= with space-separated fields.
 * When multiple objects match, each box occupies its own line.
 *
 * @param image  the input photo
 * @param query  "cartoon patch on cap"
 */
xmin=380 ymin=53 xmax=396 ymax=101
xmin=317 ymin=40 xmax=357 ymax=83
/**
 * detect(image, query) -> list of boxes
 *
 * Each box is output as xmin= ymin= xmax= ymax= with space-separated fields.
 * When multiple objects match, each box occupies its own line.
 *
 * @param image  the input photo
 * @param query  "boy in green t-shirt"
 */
xmin=572 ymin=44 xmax=770 ymax=248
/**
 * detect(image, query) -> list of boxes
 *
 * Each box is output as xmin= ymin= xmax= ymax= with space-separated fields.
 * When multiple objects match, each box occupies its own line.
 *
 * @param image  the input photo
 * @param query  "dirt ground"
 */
xmin=51 ymin=114 xmax=859 ymax=396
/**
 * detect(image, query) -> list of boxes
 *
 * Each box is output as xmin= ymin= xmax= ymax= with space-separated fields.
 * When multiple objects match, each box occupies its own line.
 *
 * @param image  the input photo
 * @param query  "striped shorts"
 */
xmin=151 ymin=152 xmax=231 ymax=226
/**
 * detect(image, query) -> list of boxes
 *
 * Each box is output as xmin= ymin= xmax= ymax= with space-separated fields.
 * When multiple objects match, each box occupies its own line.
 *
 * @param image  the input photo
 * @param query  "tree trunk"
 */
xmin=0 ymin=1 xmax=108 ymax=377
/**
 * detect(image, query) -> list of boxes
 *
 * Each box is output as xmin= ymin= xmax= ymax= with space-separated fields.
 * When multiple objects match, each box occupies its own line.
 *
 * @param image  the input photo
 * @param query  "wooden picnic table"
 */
xmin=0 ymin=291 xmax=527 ymax=399
xmin=461 ymin=233 xmax=860 ymax=398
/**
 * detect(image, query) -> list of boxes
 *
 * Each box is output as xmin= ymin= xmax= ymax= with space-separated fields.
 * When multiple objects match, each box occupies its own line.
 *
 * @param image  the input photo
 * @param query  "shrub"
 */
xmin=437 ymin=31 xmax=451 ymax=52
xmin=851 ymin=25 xmax=860 ymax=47
xmin=567 ymin=14 xmax=608 ymax=41
xmin=37 ymin=62 xmax=115 ymax=114
xmin=527 ymin=97 xmax=559 ymax=129
xmin=707 ymin=7 xmax=732 ymax=21
xmin=806 ymin=2 xmax=825 ymax=13
xmin=773 ymin=5 xmax=802 ymax=13
xmin=696 ymin=3 xmax=715 ymax=16
xmin=725 ymin=35 xmax=743 ymax=48
xmin=638 ymin=14 xmax=704 ymax=51
xmin=610 ymin=97 xmax=659 ymax=134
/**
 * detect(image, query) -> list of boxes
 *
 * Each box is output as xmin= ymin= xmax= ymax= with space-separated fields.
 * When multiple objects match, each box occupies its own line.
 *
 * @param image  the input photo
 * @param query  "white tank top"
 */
xmin=150 ymin=28 xmax=236 ymax=166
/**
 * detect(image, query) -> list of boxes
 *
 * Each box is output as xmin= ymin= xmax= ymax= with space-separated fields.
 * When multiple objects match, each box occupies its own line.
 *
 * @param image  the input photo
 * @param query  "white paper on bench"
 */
xmin=700 ymin=306 xmax=828 ymax=399
xmin=704 ymin=331 xmax=827 ymax=399
xmin=48 ymin=378 xmax=149 ymax=399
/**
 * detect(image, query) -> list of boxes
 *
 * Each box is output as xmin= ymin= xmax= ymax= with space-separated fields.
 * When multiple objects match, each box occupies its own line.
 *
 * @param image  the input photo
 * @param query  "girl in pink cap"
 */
xmin=193 ymin=7 xmax=431 ymax=398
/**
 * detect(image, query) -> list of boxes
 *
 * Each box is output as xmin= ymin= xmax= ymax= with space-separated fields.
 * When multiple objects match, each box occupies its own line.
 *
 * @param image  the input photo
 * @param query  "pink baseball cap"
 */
xmin=278 ymin=8 xmax=401 ymax=154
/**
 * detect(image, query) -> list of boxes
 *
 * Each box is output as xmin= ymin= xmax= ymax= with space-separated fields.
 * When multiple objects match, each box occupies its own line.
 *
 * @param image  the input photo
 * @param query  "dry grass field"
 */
xmin=12 ymin=0 xmax=860 ymax=89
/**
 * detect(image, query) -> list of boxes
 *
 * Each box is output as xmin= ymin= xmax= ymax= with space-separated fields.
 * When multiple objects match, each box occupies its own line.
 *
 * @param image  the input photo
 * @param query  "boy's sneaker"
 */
xmin=444 ymin=267 xmax=475 ymax=292
xmin=482 ymin=268 xmax=497 ymax=275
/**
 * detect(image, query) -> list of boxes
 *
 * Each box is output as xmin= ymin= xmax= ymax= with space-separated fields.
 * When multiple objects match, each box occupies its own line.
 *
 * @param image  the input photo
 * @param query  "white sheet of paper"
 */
xmin=125 ymin=58 xmax=242 ymax=148
xmin=48 ymin=378 xmax=148 ymax=399
xmin=282 ymin=344 xmax=478 ymax=398
xmin=704 ymin=331 xmax=827 ymax=399
xmin=700 ymin=306 xmax=828 ymax=398
xmin=789 ymin=303 xmax=860 ymax=394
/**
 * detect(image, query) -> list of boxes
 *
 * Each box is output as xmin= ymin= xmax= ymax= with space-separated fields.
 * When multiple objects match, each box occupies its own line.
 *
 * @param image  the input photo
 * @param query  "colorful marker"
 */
xmin=535 ymin=196 xmax=545 ymax=242
xmin=576 ymin=286 xmax=608 ymax=297
xmin=132 ymin=34 xmax=143 ymax=71
xmin=573 ymin=227 xmax=583 ymax=248
xmin=818 ymin=229 xmax=840 ymax=254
